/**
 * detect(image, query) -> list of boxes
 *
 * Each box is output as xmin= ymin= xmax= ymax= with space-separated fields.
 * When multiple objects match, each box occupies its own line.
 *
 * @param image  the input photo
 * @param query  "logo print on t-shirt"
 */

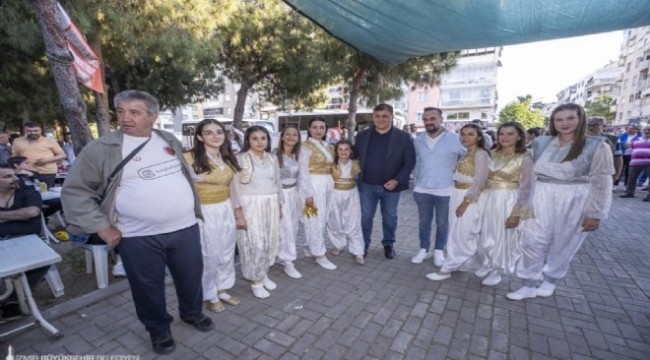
xmin=137 ymin=159 xmax=182 ymax=180
xmin=164 ymin=146 xmax=175 ymax=156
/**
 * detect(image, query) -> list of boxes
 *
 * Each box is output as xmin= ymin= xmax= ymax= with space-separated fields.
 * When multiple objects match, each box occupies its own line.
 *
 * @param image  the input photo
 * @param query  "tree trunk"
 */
xmin=233 ymin=82 xmax=251 ymax=130
xmin=29 ymin=0 xmax=93 ymax=155
xmin=90 ymin=37 xmax=110 ymax=137
xmin=346 ymin=65 xmax=365 ymax=144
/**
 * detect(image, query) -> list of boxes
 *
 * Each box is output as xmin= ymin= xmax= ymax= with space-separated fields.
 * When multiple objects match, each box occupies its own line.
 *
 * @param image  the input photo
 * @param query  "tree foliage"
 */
xmin=498 ymin=95 xmax=545 ymax=129
xmin=585 ymin=94 xmax=615 ymax=122
xmin=216 ymin=0 xmax=344 ymax=129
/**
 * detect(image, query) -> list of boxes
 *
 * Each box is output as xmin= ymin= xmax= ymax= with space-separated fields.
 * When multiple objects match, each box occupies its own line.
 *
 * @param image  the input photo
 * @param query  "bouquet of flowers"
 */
xmin=303 ymin=205 xmax=318 ymax=218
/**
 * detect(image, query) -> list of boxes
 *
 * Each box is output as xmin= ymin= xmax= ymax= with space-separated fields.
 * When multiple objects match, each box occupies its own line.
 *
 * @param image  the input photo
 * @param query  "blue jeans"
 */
xmin=359 ymin=182 xmax=402 ymax=246
xmin=413 ymin=192 xmax=450 ymax=251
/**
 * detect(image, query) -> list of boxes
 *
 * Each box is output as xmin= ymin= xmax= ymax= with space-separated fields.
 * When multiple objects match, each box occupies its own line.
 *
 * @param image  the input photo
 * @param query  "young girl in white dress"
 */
xmin=275 ymin=125 xmax=314 ymax=279
xmin=184 ymin=119 xmax=243 ymax=312
xmin=327 ymin=140 xmax=365 ymax=265
xmin=301 ymin=117 xmax=338 ymax=270
xmin=475 ymin=122 xmax=534 ymax=286
xmin=234 ymin=126 xmax=283 ymax=299
xmin=427 ymin=124 xmax=490 ymax=281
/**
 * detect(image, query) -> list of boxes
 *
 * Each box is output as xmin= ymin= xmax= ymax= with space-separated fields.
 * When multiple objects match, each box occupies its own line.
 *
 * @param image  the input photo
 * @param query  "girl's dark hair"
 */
xmin=548 ymin=103 xmax=587 ymax=162
xmin=276 ymin=125 xmax=301 ymax=168
xmin=495 ymin=121 xmax=527 ymax=153
xmin=242 ymin=125 xmax=272 ymax=153
xmin=526 ymin=128 xmax=540 ymax=137
xmin=307 ymin=117 xmax=327 ymax=141
xmin=459 ymin=124 xmax=491 ymax=155
xmin=334 ymin=140 xmax=355 ymax=165
xmin=190 ymin=119 xmax=241 ymax=174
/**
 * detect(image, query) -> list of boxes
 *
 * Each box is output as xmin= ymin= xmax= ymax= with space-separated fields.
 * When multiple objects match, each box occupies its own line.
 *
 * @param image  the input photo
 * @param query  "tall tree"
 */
xmin=585 ymin=94 xmax=616 ymax=122
xmin=28 ymin=0 xmax=93 ymax=153
xmin=498 ymin=95 xmax=545 ymax=129
xmin=339 ymin=50 xmax=459 ymax=140
xmin=217 ymin=0 xmax=343 ymax=129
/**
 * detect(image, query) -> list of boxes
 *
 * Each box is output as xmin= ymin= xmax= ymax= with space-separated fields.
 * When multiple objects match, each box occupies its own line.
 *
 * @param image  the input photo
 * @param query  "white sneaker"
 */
xmin=316 ymin=256 xmax=337 ymax=270
xmin=411 ymin=249 xmax=430 ymax=264
xmin=506 ymin=286 xmax=537 ymax=301
xmin=251 ymin=284 xmax=270 ymax=299
xmin=536 ymin=281 xmax=556 ymax=297
xmin=481 ymin=271 xmax=502 ymax=286
xmin=426 ymin=272 xmax=451 ymax=281
xmin=262 ymin=275 xmax=277 ymax=290
xmin=474 ymin=266 xmax=490 ymax=278
xmin=112 ymin=261 xmax=126 ymax=277
xmin=433 ymin=250 xmax=445 ymax=267
xmin=283 ymin=262 xmax=302 ymax=279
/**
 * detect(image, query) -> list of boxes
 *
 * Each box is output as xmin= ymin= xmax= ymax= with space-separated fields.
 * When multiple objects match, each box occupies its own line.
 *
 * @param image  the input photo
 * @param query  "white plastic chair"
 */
xmin=79 ymin=244 xmax=110 ymax=289
xmin=44 ymin=265 xmax=65 ymax=298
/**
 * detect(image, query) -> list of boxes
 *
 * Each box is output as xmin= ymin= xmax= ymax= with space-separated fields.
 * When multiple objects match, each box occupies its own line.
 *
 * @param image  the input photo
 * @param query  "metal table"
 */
xmin=0 ymin=235 xmax=63 ymax=339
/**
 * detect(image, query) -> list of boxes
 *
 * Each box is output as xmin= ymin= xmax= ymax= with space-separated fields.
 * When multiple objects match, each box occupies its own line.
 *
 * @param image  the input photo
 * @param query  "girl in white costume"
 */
xmin=427 ymin=124 xmax=490 ymax=281
xmin=184 ymin=119 xmax=243 ymax=313
xmin=275 ymin=125 xmax=314 ymax=279
xmin=301 ymin=117 xmax=338 ymax=270
xmin=507 ymin=104 xmax=614 ymax=300
xmin=234 ymin=126 xmax=284 ymax=299
xmin=475 ymin=122 xmax=534 ymax=286
xmin=327 ymin=140 xmax=365 ymax=265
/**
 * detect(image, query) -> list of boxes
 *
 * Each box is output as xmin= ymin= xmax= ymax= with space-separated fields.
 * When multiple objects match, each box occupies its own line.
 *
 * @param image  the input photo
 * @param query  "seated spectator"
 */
xmin=0 ymin=133 xmax=11 ymax=165
xmin=0 ymin=163 xmax=48 ymax=321
xmin=7 ymin=156 xmax=62 ymax=218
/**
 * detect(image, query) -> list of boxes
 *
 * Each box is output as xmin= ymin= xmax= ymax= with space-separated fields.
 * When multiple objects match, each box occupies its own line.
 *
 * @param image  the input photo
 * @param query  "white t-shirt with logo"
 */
xmin=115 ymin=133 xmax=197 ymax=237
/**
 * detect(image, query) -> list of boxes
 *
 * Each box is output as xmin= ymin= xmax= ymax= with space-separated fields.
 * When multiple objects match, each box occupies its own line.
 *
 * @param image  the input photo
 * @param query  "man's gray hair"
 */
xmin=587 ymin=116 xmax=606 ymax=125
xmin=114 ymin=90 xmax=159 ymax=114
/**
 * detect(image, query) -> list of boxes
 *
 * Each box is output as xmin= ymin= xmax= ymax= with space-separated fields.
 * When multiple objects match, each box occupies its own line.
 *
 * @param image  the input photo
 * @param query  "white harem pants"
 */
xmin=199 ymin=201 xmax=237 ymax=302
xmin=326 ymin=188 xmax=365 ymax=256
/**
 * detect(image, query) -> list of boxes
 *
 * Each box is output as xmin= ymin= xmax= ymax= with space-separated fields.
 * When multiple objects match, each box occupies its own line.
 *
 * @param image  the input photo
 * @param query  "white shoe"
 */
xmin=474 ymin=266 xmax=490 ymax=278
xmin=426 ymin=272 xmax=451 ymax=281
xmin=112 ymin=261 xmax=126 ymax=277
xmin=482 ymin=271 xmax=502 ymax=286
xmin=262 ymin=276 xmax=277 ymax=290
xmin=355 ymin=256 xmax=365 ymax=265
xmin=316 ymin=256 xmax=337 ymax=270
xmin=433 ymin=250 xmax=445 ymax=267
xmin=251 ymin=284 xmax=270 ymax=299
xmin=411 ymin=249 xmax=430 ymax=264
xmin=506 ymin=286 xmax=537 ymax=301
xmin=303 ymin=248 xmax=313 ymax=258
xmin=536 ymin=281 xmax=555 ymax=297
xmin=283 ymin=262 xmax=302 ymax=279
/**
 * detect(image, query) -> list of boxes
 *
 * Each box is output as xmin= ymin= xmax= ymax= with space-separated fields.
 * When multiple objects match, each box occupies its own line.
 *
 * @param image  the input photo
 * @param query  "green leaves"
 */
xmin=498 ymin=95 xmax=545 ymax=129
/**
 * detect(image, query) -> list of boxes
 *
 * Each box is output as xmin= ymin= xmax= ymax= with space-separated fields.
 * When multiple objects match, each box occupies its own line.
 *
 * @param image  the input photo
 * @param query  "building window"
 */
xmin=225 ymin=94 xmax=231 ymax=101
xmin=182 ymin=115 xmax=188 ymax=120
xmin=623 ymin=80 xmax=628 ymax=89
xmin=417 ymin=112 xmax=423 ymax=121
xmin=203 ymin=108 xmax=224 ymax=117
xmin=163 ymin=124 xmax=174 ymax=130
xmin=633 ymin=76 xmax=638 ymax=85
xmin=192 ymin=106 xmax=198 ymax=111
xmin=626 ymin=62 xmax=631 ymax=72
xmin=481 ymin=112 xmax=489 ymax=119
xmin=417 ymin=92 xmax=429 ymax=102
xmin=630 ymin=95 xmax=635 ymax=102
xmin=227 ymin=107 xmax=232 ymax=115
xmin=626 ymin=111 xmax=631 ymax=119
xmin=618 ymin=112 xmax=622 ymax=120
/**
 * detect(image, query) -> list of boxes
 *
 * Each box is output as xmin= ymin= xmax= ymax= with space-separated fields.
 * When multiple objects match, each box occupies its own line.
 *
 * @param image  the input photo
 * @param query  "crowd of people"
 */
xmin=2 ymin=88 xmax=647 ymax=354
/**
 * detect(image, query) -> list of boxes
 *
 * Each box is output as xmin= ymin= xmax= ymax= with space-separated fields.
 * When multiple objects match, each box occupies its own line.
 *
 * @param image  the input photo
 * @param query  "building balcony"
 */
xmin=585 ymin=78 xmax=619 ymax=91
xmin=440 ymin=77 xmax=496 ymax=88
xmin=640 ymin=60 xmax=649 ymax=72
xmin=440 ymin=97 xmax=494 ymax=108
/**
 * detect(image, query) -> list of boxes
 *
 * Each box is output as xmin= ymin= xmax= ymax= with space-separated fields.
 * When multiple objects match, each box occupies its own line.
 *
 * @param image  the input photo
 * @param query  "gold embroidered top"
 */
xmin=332 ymin=160 xmax=361 ymax=191
xmin=455 ymin=151 xmax=476 ymax=177
xmin=487 ymin=152 xmax=527 ymax=186
xmin=183 ymin=153 xmax=234 ymax=205
xmin=486 ymin=151 xmax=534 ymax=218
xmin=303 ymin=140 xmax=334 ymax=174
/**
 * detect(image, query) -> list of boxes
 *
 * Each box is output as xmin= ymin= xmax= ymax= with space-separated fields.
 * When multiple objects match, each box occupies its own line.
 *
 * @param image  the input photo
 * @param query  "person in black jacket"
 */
xmin=354 ymin=103 xmax=415 ymax=259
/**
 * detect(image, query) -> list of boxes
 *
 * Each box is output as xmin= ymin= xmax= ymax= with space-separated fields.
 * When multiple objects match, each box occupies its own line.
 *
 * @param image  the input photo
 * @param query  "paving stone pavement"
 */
xmin=2 ymin=189 xmax=649 ymax=360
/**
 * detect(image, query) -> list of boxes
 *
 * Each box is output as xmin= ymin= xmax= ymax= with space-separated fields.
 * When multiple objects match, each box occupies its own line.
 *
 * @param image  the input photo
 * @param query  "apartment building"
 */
xmin=556 ymin=65 xmax=623 ymax=108
xmin=437 ymin=47 xmax=502 ymax=130
xmin=615 ymin=26 xmax=650 ymax=126
xmin=406 ymin=84 xmax=441 ymax=126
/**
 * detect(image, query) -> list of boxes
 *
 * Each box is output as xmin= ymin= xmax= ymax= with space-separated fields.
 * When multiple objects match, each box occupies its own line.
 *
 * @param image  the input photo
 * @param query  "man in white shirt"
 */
xmin=62 ymin=90 xmax=212 ymax=355
xmin=412 ymin=108 xmax=464 ymax=266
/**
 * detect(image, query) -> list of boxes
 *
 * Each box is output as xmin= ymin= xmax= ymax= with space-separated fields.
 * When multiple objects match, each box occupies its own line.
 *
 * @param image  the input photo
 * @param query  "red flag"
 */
xmin=56 ymin=2 xmax=104 ymax=93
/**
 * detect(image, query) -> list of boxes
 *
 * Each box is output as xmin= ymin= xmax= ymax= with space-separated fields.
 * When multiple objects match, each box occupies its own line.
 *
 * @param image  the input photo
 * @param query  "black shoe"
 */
xmin=151 ymin=331 xmax=176 ymax=355
xmin=181 ymin=313 xmax=214 ymax=332
xmin=363 ymin=244 xmax=369 ymax=258
xmin=620 ymin=194 xmax=635 ymax=198
xmin=383 ymin=244 xmax=395 ymax=259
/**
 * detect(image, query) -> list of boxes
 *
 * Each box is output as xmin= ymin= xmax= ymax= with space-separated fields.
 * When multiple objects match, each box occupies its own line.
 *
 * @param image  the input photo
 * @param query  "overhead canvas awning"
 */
xmin=283 ymin=0 xmax=650 ymax=64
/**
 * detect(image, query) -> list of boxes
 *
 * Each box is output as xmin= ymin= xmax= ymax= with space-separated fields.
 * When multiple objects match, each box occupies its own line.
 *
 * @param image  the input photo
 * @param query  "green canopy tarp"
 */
xmin=284 ymin=0 xmax=650 ymax=63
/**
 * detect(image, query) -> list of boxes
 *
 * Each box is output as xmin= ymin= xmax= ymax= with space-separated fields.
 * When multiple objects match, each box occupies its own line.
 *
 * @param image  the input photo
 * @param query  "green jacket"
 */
xmin=61 ymin=129 xmax=202 ymax=236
